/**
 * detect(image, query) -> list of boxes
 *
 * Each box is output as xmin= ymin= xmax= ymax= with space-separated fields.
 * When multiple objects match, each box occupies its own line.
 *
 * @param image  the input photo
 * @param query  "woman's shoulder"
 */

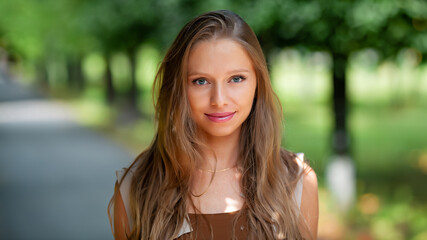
xmin=279 ymin=148 xmax=306 ymax=175
xmin=116 ymin=151 xmax=147 ymax=189
xmin=292 ymin=152 xmax=306 ymax=209
xmin=108 ymin=160 xmax=140 ymax=239
xmin=114 ymin=159 xmax=141 ymax=229
xmin=116 ymin=164 xmax=136 ymax=186
xmin=297 ymin=156 xmax=318 ymax=239
xmin=292 ymin=151 xmax=317 ymax=193
xmin=279 ymin=149 xmax=314 ymax=175
xmin=294 ymin=152 xmax=317 ymax=194
xmin=279 ymin=149 xmax=316 ymax=209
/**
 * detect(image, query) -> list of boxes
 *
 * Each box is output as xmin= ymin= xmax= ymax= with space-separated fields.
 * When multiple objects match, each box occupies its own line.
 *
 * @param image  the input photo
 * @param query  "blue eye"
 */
xmin=231 ymin=76 xmax=245 ymax=83
xmin=193 ymin=78 xmax=208 ymax=85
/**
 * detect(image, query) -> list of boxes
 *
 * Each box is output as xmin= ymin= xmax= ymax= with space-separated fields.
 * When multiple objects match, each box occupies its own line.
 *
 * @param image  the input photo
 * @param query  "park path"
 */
xmin=0 ymin=77 xmax=133 ymax=240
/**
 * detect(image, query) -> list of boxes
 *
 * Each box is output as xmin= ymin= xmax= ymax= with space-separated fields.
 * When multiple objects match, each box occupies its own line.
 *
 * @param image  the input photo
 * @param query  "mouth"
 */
xmin=204 ymin=112 xmax=236 ymax=123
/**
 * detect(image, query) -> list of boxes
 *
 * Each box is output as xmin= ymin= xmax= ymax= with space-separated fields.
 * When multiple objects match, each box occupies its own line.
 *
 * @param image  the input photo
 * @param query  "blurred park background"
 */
xmin=0 ymin=0 xmax=426 ymax=239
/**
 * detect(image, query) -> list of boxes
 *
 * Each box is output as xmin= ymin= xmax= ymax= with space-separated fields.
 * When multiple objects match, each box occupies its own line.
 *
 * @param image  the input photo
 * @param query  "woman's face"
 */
xmin=186 ymin=38 xmax=257 ymax=139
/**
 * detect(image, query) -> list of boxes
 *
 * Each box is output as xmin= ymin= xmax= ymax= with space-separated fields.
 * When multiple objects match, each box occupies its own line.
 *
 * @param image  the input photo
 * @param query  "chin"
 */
xmin=201 ymin=127 xmax=240 ymax=138
xmin=207 ymin=132 xmax=234 ymax=138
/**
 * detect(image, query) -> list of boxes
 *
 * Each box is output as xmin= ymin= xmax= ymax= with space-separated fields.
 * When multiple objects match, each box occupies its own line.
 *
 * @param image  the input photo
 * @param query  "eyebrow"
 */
xmin=188 ymin=69 xmax=251 ymax=77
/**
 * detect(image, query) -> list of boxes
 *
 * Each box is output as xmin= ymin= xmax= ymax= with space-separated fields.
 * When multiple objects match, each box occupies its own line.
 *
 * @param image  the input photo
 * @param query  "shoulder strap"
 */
xmin=294 ymin=153 xmax=305 ymax=210
xmin=116 ymin=167 xmax=135 ymax=229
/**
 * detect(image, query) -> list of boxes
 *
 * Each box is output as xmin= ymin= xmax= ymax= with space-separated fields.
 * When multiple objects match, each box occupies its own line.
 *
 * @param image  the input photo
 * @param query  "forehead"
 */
xmin=187 ymin=38 xmax=254 ymax=76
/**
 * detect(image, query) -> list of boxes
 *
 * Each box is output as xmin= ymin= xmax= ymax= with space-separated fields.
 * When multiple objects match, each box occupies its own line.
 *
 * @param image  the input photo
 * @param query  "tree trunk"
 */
xmin=332 ymin=53 xmax=350 ymax=155
xmin=128 ymin=50 xmax=138 ymax=110
xmin=36 ymin=61 xmax=49 ymax=89
xmin=105 ymin=54 xmax=115 ymax=104
xmin=66 ymin=57 xmax=85 ymax=93
xmin=326 ymin=53 xmax=356 ymax=212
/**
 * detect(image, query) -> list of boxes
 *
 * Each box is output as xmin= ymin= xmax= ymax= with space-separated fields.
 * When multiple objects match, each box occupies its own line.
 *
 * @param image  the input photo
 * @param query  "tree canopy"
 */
xmin=1 ymin=0 xmax=425 ymax=63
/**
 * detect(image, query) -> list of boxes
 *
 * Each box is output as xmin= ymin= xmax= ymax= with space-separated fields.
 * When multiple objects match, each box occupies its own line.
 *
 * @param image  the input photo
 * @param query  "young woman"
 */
xmin=109 ymin=10 xmax=318 ymax=240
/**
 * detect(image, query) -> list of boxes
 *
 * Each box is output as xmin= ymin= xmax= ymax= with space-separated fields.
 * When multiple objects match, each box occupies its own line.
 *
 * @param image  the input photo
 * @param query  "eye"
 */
xmin=192 ymin=78 xmax=208 ymax=85
xmin=230 ymin=75 xmax=246 ymax=83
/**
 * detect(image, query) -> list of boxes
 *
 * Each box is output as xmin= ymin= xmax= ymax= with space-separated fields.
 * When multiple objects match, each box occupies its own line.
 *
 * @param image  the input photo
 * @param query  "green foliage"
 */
xmin=111 ymin=52 xmax=132 ymax=93
xmin=1 ymin=0 xmax=425 ymax=66
xmin=136 ymin=44 xmax=161 ymax=91
xmin=82 ymin=53 xmax=106 ymax=85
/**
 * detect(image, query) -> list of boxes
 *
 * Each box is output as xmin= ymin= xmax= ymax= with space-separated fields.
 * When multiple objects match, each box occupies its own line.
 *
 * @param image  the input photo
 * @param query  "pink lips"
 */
xmin=205 ymin=112 xmax=236 ymax=123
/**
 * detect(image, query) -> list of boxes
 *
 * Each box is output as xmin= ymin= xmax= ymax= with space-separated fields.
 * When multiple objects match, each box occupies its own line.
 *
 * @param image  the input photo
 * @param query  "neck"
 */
xmin=198 ymin=128 xmax=241 ymax=171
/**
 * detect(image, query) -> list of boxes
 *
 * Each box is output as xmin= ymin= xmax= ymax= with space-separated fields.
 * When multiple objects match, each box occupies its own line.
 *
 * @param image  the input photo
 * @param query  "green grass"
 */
xmin=281 ymin=101 xmax=427 ymax=239
xmin=282 ymin=103 xmax=333 ymax=178
xmin=349 ymin=104 xmax=427 ymax=205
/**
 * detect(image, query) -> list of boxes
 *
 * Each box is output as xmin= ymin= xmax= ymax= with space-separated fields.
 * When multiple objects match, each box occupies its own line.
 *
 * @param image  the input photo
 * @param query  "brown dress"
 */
xmin=176 ymin=210 xmax=248 ymax=240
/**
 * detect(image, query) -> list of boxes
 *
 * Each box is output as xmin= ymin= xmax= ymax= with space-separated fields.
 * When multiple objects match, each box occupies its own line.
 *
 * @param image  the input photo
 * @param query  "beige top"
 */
xmin=114 ymin=153 xmax=305 ymax=239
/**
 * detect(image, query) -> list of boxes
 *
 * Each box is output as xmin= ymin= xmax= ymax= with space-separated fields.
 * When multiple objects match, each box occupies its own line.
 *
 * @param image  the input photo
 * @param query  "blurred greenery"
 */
xmin=1 ymin=0 xmax=427 ymax=239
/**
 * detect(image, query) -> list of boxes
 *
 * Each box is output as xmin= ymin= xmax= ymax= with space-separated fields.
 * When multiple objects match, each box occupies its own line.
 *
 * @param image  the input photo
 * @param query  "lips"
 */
xmin=204 ymin=112 xmax=236 ymax=123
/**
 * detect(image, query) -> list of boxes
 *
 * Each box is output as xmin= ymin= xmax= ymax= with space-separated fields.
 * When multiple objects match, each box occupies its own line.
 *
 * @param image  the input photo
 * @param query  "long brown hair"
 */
xmin=110 ymin=10 xmax=306 ymax=239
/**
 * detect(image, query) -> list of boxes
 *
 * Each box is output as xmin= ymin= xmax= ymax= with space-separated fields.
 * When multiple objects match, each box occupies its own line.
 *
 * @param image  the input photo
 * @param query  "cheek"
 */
xmin=243 ymin=94 xmax=255 ymax=112
xmin=187 ymin=90 xmax=204 ymax=116
xmin=235 ymin=85 xmax=256 ymax=110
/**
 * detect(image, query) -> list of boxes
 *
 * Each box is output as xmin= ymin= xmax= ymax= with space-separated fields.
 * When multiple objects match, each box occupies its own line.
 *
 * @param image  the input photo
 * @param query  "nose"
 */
xmin=210 ymin=84 xmax=228 ymax=107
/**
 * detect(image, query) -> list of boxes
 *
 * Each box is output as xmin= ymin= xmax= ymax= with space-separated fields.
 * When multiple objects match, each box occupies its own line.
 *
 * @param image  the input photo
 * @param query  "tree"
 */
xmin=244 ymin=0 xmax=427 ymax=156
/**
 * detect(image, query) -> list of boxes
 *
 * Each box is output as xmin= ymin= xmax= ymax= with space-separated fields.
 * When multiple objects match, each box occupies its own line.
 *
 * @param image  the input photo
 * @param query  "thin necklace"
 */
xmin=191 ymin=165 xmax=237 ymax=197
xmin=198 ymin=165 xmax=237 ymax=173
